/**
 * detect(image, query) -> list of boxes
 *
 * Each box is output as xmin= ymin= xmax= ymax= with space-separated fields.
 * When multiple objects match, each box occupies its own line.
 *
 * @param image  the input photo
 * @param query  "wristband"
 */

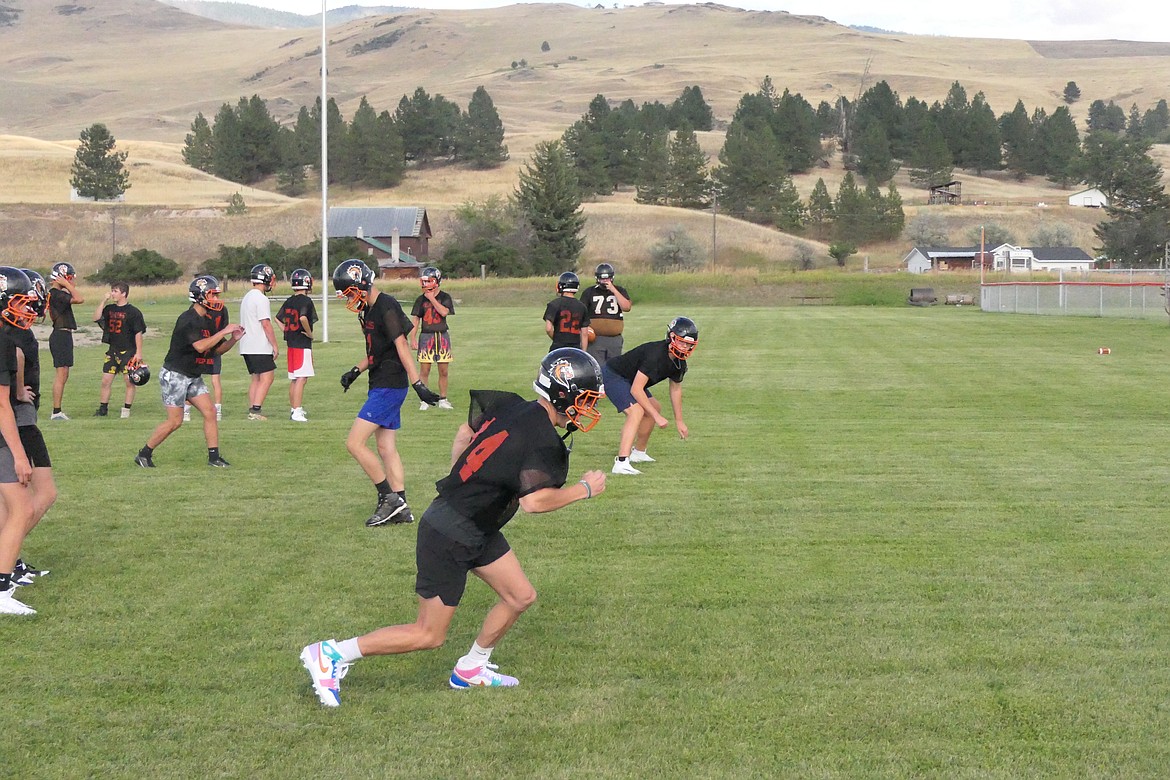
xmin=579 ymin=479 xmax=592 ymax=499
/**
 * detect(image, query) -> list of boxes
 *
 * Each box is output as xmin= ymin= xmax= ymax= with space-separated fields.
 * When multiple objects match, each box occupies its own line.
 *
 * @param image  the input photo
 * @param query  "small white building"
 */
xmin=1067 ymin=187 xmax=1108 ymax=208
xmin=991 ymin=244 xmax=1095 ymax=273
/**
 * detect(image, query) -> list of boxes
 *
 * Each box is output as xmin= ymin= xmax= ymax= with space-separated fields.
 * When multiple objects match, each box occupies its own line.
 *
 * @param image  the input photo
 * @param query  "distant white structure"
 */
xmin=1067 ymin=187 xmax=1108 ymax=208
xmin=69 ymin=187 xmax=124 ymax=203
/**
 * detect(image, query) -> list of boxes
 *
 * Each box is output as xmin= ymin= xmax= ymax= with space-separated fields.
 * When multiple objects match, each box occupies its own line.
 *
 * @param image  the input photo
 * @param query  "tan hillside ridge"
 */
xmin=2 ymin=1 xmax=1168 ymax=272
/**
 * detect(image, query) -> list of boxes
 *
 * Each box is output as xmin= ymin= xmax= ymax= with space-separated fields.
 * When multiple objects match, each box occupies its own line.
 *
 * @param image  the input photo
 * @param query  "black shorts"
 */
xmin=20 ymin=426 xmax=51 ymax=469
xmin=49 ymin=330 xmax=74 ymax=368
xmin=415 ymin=501 xmax=511 ymax=607
xmin=103 ymin=349 xmax=133 ymax=375
xmin=243 ymin=353 xmax=276 ymax=375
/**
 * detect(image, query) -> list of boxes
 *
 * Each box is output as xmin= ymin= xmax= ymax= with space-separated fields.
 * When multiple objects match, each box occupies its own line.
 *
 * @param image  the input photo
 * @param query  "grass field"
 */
xmin=3 ymin=293 xmax=1170 ymax=777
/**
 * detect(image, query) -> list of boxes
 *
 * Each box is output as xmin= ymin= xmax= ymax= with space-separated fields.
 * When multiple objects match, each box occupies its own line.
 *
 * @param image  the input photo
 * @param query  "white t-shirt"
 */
xmin=238 ymin=287 xmax=272 ymax=355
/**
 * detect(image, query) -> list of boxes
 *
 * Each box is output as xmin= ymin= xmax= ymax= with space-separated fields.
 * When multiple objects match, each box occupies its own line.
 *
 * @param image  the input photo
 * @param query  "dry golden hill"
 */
xmin=2 ymin=0 xmax=1168 ymax=274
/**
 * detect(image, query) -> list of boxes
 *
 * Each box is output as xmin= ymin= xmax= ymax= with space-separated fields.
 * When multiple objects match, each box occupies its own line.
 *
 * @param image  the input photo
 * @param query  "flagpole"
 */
xmin=319 ymin=0 xmax=330 ymax=342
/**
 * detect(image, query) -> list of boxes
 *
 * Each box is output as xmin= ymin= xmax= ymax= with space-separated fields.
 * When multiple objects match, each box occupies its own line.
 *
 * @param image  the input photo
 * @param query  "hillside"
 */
xmin=157 ymin=1 xmax=412 ymax=30
xmin=1 ymin=0 xmax=1168 ymax=275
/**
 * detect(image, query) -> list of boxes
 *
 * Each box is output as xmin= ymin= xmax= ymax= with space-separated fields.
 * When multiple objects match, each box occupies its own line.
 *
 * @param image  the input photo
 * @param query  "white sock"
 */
xmin=459 ymin=641 xmax=492 ymax=668
xmin=336 ymin=637 xmax=363 ymax=663
xmin=215 ymin=403 xmax=222 ymax=412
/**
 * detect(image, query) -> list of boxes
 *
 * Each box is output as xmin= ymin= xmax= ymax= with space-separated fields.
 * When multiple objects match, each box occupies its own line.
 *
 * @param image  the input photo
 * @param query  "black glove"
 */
xmin=412 ymin=380 xmax=441 ymax=405
xmin=340 ymin=367 xmax=361 ymax=392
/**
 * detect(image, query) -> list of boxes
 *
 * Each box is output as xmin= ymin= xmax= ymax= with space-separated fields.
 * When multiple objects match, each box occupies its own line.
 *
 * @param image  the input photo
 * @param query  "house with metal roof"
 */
xmin=904 ymin=244 xmax=1095 ymax=274
xmin=327 ymin=207 xmax=431 ymax=278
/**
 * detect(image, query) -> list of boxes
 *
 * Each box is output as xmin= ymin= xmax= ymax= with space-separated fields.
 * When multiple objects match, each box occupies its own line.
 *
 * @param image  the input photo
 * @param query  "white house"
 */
xmin=991 ymin=244 xmax=1095 ymax=273
xmin=1067 ymin=187 xmax=1108 ymax=208
xmin=904 ymin=247 xmax=932 ymax=274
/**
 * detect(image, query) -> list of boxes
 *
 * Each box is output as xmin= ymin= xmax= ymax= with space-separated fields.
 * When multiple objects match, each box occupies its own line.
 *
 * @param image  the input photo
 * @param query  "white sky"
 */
xmin=246 ymin=0 xmax=1170 ymax=43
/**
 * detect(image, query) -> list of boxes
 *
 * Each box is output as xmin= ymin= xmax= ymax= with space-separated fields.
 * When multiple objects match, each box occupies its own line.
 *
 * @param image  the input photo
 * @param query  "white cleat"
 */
xmin=611 ymin=458 xmax=642 ymax=475
xmin=629 ymin=449 xmax=655 ymax=463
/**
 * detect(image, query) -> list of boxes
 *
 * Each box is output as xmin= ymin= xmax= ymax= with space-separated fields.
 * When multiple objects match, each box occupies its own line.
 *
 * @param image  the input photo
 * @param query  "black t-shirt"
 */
xmin=605 ymin=339 xmax=687 ymax=389
xmin=276 ymin=294 xmax=319 ymax=350
xmin=163 ymin=307 xmax=219 ymax=376
xmin=48 ymin=288 xmax=77 ymax=330
xmin=543 ymin=296 xmax=590 ymax=349
xmin=10 ymin=327 xmax=40 ymax=418
xmin=411 ymin=291 xmax=455 ymax=334
xmin=361 ymin=292 xmax=413 ymax=389
xmin=434 ymin=390 xmax=569 ymax=538
xmin=96 ymin=303 xmax=147 ymax=353
xmin=579 ymin=282 xmax=630 ymax=322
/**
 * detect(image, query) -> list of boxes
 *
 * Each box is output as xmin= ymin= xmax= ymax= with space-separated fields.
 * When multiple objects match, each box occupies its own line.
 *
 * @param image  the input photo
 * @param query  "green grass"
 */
xmin=3 ymin=298 xmax=1170 ymax=778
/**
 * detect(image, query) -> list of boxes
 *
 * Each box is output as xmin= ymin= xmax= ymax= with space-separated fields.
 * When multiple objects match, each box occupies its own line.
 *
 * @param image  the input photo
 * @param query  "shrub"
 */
xmin=649 ymin=226 xmax=705 ymax=273
xmin=1030 ymin=223 xmax=1075 ymax=247
xmin=88 ymin=249 xmax=183 ymax=285
xmin=966 ymin=222 xmax=1014 ymax=248
xmin=792 ymin=242 xmax=817 ymax=271
xmin=541 ymin=40 xmax=550 ymax=52
xmin=904 ymin=213 xmax=950 ymax=246
xmin=226 ymin=192 xmax=247 ymax=215
xmin=443 ymin=239 xmax=525 ymax=278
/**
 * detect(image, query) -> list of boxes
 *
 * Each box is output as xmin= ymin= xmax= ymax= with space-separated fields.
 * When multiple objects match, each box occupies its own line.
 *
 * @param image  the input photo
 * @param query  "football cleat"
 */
xmin=629 ymin=449 xmax=655 ymax=463
xmin=290 ymin=409 xmax=308 ymax=422
xmin=92 ymin=407 xmax=108 ymax=417
xmin=365 ymin=493 xmax=411 ymax=527
xmin=134 ymin=453 xmax=155 ymax=468
xmin=13 ymin=561 xmax=48 ymax=586
xmin=300 ymin=639 xmax=350 ymax=707
xmin=449 ymin=662 xmax=519 ymax=689
xmin=247 ymin=412 xmax=267 ymax=421
xmin=419 ymin=401 xmax=430 ymax=411
xmin=120 ymin=408 xmax=131 ymax=419
xmin=208 ymin=455 xmax=231 ymax=468
xmin=0 ymin=586 xmax=36 ymax=616
xmin=50 ymin=412 xmax=69 ymax=421
xmin=437 ymin=398 xmax=454 ymax=410
xmin=611 ymin=459 xmax=641 ymax=475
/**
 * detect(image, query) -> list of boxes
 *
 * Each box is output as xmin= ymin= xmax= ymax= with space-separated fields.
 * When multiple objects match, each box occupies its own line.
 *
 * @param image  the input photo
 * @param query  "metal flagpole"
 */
xmin=319 ymin=0 xmax=330 ymax=342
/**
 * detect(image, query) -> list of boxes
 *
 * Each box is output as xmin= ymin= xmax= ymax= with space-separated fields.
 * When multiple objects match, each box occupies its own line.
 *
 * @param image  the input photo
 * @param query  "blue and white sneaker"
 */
xmin=300 ymin=639 xmax=350 ymax=707
xmin=449 ymin=662 xmax=519 ymax=689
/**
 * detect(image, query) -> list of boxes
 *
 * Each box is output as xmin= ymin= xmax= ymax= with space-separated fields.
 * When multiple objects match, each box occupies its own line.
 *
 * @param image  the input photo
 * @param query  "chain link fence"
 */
xmin=980 ymin=275 xmax=1170 ymax=320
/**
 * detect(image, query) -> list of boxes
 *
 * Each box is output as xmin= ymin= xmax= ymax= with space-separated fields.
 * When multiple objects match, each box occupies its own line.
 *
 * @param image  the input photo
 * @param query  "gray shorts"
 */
xmin=159 ymin=366 xmax=209 ymax=408
xmin=587 ymin=334 xmax=624 ymax=365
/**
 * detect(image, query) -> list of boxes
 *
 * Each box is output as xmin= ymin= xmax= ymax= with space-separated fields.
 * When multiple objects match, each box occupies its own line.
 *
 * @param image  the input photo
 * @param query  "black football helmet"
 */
xmin=189 ymin=275 xmax=224 ymax=311
xmin=0 ymin=267 xmax=38 ymax=330
xmin=595 ymin=262 xmax=615 ymax=282
xmin=533 ymin=347 xmax=605 ymax=433
xmin=667 ymin=316 xmax=699 ymax=362
xmin=20 ymin=269 xmax=48 ymax=320
xmin=290 ymin=268 xmax=313 ymax=292
xmin=250 ymin=263 xmax=275 ymax=291
xmin=420 ymin=266 xmax=442 ymax=292
xmin=332 ymin=259 xmax=374 ymax=313
xmin=49 ymin=262 xmax=76 ymax=282
xmin=127 ymin=360 xmax=151 ymax=387
xmin=556 ymin=271 xmax=580 ymax=294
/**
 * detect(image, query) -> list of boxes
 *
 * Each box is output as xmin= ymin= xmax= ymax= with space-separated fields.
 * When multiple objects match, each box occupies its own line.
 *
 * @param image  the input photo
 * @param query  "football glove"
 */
xmin=340 ymin=366 xmax=361 ymax=392
xmin=412 ymin=380 xmax=441 ymax=405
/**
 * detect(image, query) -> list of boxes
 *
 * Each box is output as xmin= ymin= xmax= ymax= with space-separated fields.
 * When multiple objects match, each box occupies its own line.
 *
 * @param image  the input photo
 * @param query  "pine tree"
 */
xmin=1093 ymin=138 xmax=1170 ymax=265
xmin=514 ymin=140 xmax=586 ymax=272
xmin=878 ymin=182 xmax=906 ymax=241
xmin=854 ymin=121 xmax=898 ymax=184
xmin=70 ymin=123 xmax=130 ymax=200
xmin=1035 ymin=106 xmax=1081 ymax=186
xmin=669 ymin=85 xmax=714 ymax=131
xmin=961 ymin=93 xmax=1002 ymax=174
xmin=833 ymin=172 xmax=868 ymax=242
xmin=342 ymin=96 xmax=380 ymax=185
xmin=1062 ymin=81 xmax=1081 ymax=103
xmin=236 ymin=95 xmax=280 ymax=183
xmin=999 ymin=100 xmax=1033 ymax=180
xmin=715 ymin=118 xmax=787 ymax=225
xmin=210 ymin=103 xmax=245 ymax=183
xmin=562 ymin=119 xmax=612 ymax=196
xmin=365 ymin=110 xmax=405 ymax=189
xmin=634 ymin=130 xmax=670 ymax=205
xmin=182 ymin=112 xmax=214 ymax=172
xmin=275 ymin=126 xmax=306 ymax=197
xmin=666 ymin=124 xmax=710 ymax=208
xmin=459 ymin=86 xmax=508 ymax=169
xmin=805 ymin=178 xmax=835 ymax=241
xmin=908 ymin=121 xmax=953 ymax=188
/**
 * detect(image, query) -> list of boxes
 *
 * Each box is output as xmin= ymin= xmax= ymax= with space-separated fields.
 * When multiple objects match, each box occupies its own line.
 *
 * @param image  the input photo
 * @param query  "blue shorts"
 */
xmin=601 ymin=365 xmax=650 ymax=413
xmin=358 ymin=386 xmax=409 ymax=429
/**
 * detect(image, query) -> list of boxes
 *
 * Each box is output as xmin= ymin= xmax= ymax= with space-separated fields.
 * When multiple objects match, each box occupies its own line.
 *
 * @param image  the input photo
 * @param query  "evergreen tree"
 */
xmin=878 ymin=182 xmax=905 ymax=241
xmin=293 ymin=104 xmax=319 ymax=169
xmin=907 ymin=121 xmax=953 ymax=188
xmin=562 ymin=118 xmax=612 ymax=196
xmin=899 ymin=97 xmax=932 ymax=161
xmin=365 ymin=111 xmax=406 ymax=189
xmin=666 ymin=124 xmax=710 ymax=208
xmin=1026 ymin=107 xmax=1049 ymax=175
xmin=805 ymin=178 xmax=835 ymax=241
xmin=210 ymin=102 xmax=245 ymax=182
xmin=1143 ymin=99 xmax=1170 ymax=140
xmin=1126 ymin=104 xmax=1145 ymax=138
xmin=833 ymin=172 xmax=869 ymax=242
xmin=854 ymin=121 xmax=898 ymax=184
xmin=342 ymin=96 xmax=380 ymax=185
xmin=815 ymin=100 xmax=840 ymax=138
xmin=70 ymin=123 xmax=130 ymax=200
xmin=275 ymin=126 xmax=307 ymax=196
xmin=772 ymin=89 xmax=821 ymax=173
xmin=961 ymin=93 xmax=1002 ymax=174
xmin=323 ymin=98 xmax=347 ymax=184
xmin=459 ymin=86 xmax=508 ymax=168
xmin=1035 ymin=106 xmax=1081 ymax=186
xmin=934 ymin=81 xmax=970 ymax=165
xmin=669 ymin=85 xmax=714 ymax=131
xmin=1093 ymin=139 xmax=1170 ymax=266
xmin=235 ymin=95 xmax=281 ymax=184
xmin=854 ymin=81 xmax=905 ymax=157
xmin=514 ymin=140 xmax=586 ymax=272
xmin=1087 ymin=100 xmax=1125 ymax=133
xmin=715 ymin=118 xmax=791 ymax=226
xmin=182 ymin=112 xmax=214 ymax=172
xmin=1000 ymin=99 xmax=1033 ymax=180
xmin=1062 ymin=81 xmax=1081 ymax=103
xmin=634 ymin=130 xmax=670 ymax=205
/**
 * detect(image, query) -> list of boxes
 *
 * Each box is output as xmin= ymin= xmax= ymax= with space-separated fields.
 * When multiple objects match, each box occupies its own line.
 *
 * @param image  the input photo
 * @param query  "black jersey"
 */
xmin=579 ymin=282 xmax=630 ymax=322
xmin=543 ymin=296 xmax=590 ymax=349
xmin=410 ymin=291 xmax=455 ymax=334
xmin=277 ymin=293 xmax=318 ymax=350
xmin=605 ymin=339 xmax=687 ymax=389
xmin=434 ymin=390 xmax=569 ymax=536
xmin=9 ymin=327 xmax=40 ymax=417
xmin=48 ymin=288 xmax=77 ymax=330
xmin=163 ymin=308 xmax=218 ymax=377
xmin=361 ymin=292 xmax=413 ymax=389
xmin=96 ymin=303 xmax=147 ymax=354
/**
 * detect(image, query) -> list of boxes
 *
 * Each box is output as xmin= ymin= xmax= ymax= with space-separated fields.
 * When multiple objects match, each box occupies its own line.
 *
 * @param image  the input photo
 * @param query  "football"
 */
xmin=584 ymin=326 xmax=596 ymax=344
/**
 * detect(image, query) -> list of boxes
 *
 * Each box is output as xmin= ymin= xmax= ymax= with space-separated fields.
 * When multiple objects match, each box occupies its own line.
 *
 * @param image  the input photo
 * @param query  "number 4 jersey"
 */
xmin=435 ymin=390 xmax=570 ymax=535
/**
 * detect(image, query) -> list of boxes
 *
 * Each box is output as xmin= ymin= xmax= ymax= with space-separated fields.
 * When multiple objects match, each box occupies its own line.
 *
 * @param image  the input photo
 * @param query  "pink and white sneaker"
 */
xmin=449 ymin=662 xmax=519 ymax=689
xmin=299 ymin=639 xmax=350 ymax=707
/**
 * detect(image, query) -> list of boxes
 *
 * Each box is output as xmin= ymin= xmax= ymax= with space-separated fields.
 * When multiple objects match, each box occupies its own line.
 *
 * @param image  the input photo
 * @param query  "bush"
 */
xmin=792 ymin=242 xmax=817 ymax=271
xmin=649 ymin=226 xmax=705 ymax=273
xmin=199 ymin=237 xmax=364 ymax=282
xmin=966 ymin=222 xmax=1014 ymax=248
xmin=443 ymin=239 xmax=525 ymax=278
xmin=88 ymin=249 xmax=183 ymax=285
xmin=904 ymin=213 xmax=950 ymax=246
xmin=1030 ymin=223 xmax=1075 ymax=247
xmin=226 ymin=192 xmax=247 ymax=215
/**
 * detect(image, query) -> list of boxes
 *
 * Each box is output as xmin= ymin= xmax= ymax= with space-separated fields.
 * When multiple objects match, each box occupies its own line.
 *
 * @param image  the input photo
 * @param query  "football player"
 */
xmin=601 ymin=316 xmax=699 ymax=475
xmin=47 ymin=261 xmax=85 ymax=421
xmin=332 ymin=259 xmax=441 ymax=528
xmin=543 ymin=271 xmax=591 ymax=352
xmin=0 ymin=267 xmax=45 ymax=615
xmin=238 ymin=263 xmax=279 ymax=421
xmin=134 ymin=276 xmax=244 ymax=469
xmin=300 ymin=347 xmax=606 ymax=705
xmin=276 ymin=268 xmax=318 ymax=423
xmin=92 ymin=281 xmax=147 ymax=418
xmin=579 ymin=262 xmax=632 ymax=364
xmin=409 ymin=266 xmax=455 ymax=410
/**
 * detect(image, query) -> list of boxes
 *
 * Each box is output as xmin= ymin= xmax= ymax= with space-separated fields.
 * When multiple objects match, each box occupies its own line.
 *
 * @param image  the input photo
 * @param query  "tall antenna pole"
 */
xmin=319 ymin=0 xmax=330 ymax=342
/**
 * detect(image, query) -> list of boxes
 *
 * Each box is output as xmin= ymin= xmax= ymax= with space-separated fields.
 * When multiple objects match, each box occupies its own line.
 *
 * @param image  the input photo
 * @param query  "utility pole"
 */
xmin=711 ymin=191 xmax=717 ymax=272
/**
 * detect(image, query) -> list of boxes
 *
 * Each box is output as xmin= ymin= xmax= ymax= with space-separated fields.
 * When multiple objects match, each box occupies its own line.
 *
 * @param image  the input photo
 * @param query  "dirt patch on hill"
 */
xmin=1028 ymin=40 xmax=1170 ymax=59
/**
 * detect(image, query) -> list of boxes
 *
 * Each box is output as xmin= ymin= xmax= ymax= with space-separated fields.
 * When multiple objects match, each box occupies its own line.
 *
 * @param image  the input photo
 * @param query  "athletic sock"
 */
xmin=52 ymin=407 xmax=61 ymax=415
xmin=0 ymin=573 xmax=10 ymax=591
xmin=459 ymin=641 xmax=493 ymax=669
xmin=374 ymin=479 xmax=392 ymax=496
xmin=336 ymin=637 xmax=363 ymax=664
xmin=396 ymin=489 xmax=407 ymax=503
xmin=617 ymin=456 xmax=629 ymax=463
xmin=250 ymin=405 xmax=261 ymax=414
xmin=208 ymin=447 xmax=220 ymax=460
xmin=123 ymin=403 xmax=132 ymax=410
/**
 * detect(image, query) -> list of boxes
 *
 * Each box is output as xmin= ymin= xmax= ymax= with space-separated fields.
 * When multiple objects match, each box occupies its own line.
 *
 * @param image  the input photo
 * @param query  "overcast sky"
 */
xmin=246 ymin=0 xmax=1170 ymax=43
